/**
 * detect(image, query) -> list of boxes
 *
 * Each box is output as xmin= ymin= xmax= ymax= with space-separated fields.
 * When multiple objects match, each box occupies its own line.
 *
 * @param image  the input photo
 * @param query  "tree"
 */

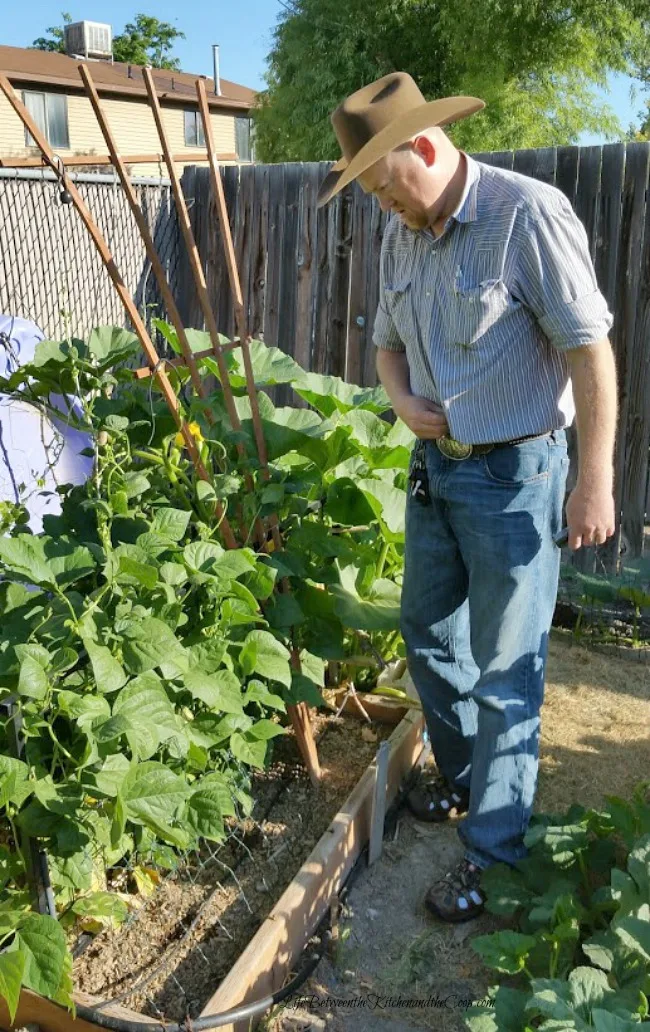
xmin=112 ymin=16 xmax=185 ymax=71
xmin=31 ymin=11 xmax=71 ymax=53
xmin=253 ymin=0 xmax=650 ymax=161
xmin=31 ymin=12 xmax=185 ymax=70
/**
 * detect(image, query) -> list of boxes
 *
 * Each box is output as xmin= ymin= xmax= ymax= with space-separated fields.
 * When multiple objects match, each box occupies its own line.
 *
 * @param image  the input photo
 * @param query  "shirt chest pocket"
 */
xmin=384 ymin=277 xmax=419 ymax=348
xmin=451 ymin=276 xmax=515 ymax=347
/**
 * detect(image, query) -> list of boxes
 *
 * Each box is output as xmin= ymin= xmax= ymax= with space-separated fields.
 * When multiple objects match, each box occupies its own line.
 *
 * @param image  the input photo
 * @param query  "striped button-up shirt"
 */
xmin=372 ymin=153 xmax=614 ymax=444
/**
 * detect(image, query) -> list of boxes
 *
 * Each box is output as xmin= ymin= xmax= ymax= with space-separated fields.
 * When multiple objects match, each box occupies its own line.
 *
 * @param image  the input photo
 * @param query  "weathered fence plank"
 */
xmin=264 ymin=164 xmax=286 ymax=352
xmin=613 ymin=145 xmax=650 ymax=560
xmin=294 ymin=163 xmax=320 ymax=389
xmin=596 ymin=144 xmax=626 ymax=571
xmin=555 ymin=146 xmax=580 ymax=208
xmin=620 ymin=146 xmax=650 ymax=556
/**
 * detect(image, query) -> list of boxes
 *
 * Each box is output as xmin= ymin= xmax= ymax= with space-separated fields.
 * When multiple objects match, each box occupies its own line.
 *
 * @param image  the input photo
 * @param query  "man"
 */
xmin=317 ymin=73 xmax=617 ymax=922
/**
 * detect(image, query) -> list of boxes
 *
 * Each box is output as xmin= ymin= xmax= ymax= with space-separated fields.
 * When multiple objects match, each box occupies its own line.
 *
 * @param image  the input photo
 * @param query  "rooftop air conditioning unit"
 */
xmin=64 ymin=21 xmax=113 ymax=61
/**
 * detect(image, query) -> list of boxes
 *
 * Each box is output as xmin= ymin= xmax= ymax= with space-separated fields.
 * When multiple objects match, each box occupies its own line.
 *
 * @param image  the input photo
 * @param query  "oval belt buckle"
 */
xmin=436 ymin=435 xmax=473 ymax=460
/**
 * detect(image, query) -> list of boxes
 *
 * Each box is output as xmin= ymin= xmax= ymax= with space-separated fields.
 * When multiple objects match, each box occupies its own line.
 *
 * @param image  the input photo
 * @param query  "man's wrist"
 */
xmin=391 ymin=389 xmax=413 ymax=415
xmin=575 ymin=469 xmax=614 ymax=494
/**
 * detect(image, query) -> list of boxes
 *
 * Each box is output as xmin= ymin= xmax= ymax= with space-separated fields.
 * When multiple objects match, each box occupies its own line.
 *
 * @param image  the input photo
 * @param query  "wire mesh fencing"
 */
xmin=0 ymin=169 xmax=181 ymax=342
xmin=555 ymin=540 xmax=650 ymax=653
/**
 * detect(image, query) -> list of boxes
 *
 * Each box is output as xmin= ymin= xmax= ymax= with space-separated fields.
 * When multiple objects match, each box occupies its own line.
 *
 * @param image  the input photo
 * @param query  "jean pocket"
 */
xmin=453 ymin=278 xmax=513 ymax=346
xmin=482 ymin=438 xmax=550 ymax=486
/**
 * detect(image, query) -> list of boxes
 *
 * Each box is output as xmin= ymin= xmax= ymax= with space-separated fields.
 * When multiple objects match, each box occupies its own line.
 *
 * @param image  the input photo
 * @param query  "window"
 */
xmin=235 ymin=116 xmax=254 ymax=162
xmin=22 ymin=91 xmax=69 ymax=149
xmin=184 ymin=109 xmax=205 ymax=148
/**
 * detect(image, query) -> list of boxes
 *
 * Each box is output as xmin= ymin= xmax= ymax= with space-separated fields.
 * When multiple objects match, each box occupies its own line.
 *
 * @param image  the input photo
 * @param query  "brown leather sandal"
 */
xmin=424 ymin=858 xmax=486 ymax=923
xmin=406 ymin=769 xmax=470 ymax=822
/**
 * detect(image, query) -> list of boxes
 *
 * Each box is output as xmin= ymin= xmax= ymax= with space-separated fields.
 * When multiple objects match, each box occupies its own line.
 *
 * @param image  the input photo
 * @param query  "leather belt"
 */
xmin=436 ymin=431 xmax=552 ymax=461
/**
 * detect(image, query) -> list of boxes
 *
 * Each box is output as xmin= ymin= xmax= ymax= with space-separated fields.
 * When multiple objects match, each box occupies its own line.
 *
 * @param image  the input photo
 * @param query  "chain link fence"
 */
xmin=0 ymin=168 xmax=180 ymax=341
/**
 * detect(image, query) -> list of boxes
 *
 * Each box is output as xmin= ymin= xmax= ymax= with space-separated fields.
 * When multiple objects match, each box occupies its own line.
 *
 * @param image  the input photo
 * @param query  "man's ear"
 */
xmin=413 ymin=135 xmax=436 ymax=168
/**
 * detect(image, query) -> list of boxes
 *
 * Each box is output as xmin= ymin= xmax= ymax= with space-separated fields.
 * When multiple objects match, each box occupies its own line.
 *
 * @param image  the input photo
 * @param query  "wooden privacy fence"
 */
xmin=180 ymin=144 xmax=650 ymax=566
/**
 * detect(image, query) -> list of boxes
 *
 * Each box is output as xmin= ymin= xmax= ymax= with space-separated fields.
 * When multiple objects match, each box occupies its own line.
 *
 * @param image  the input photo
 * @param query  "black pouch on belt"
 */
xmin=408 ymin=440 xmax=431 ymax=506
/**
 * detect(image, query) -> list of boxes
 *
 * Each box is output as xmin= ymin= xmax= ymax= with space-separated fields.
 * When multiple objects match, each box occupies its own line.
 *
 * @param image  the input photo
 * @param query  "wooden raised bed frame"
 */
xmin=1 ymin=708 xmax=425 ymax=1032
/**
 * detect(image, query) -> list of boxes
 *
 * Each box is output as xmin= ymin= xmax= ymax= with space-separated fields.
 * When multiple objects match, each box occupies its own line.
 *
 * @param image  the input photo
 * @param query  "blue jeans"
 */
xmin=401 ymin=430 xmax=570 ymax=869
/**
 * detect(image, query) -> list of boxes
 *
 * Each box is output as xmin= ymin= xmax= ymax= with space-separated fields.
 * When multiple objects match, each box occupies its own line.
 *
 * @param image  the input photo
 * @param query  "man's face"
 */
xmin=359 ymin=144 xmax=438 ymax=231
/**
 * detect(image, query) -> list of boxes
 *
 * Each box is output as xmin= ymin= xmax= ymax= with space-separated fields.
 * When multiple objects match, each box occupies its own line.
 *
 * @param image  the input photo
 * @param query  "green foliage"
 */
xmin=254 ymin=0 xmax=650 ymax=161
xmin=31 ymin=11 xmax=185 ymax=70
xmin=0 ymin=325 xmax=410 ymax=1013
xmin=466 ymin=786 xmax=650 ymax=1031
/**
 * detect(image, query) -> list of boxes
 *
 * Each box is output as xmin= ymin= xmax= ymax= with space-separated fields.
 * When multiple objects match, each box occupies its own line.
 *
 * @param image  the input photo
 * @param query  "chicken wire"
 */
xmin=0 ymin=168 xmax=181 ymax=342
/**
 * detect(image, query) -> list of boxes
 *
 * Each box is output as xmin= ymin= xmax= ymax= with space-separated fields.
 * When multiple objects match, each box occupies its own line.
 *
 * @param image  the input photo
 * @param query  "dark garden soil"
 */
xmin=73 ymin=709 xmax=393 ymax=1022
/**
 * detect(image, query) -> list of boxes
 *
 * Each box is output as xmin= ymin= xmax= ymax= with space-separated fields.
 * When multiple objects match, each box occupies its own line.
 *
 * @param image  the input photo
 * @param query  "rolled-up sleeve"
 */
xmin=372 ymin=249 xmax=406 ymax=353
xmin=513 ymin=200 xmax=614 ymax=351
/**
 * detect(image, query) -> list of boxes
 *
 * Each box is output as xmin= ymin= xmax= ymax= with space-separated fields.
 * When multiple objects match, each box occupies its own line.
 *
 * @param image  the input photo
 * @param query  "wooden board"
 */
xmin=595 ymin=143 xmax=626 ymax=571
xmin=332 ymin=687 xmax=410 ymax=724
xmin=199 ymin=709 xmax=425 ymax=1032
xmin=0 ymin=988 xmax=158 ymax=1032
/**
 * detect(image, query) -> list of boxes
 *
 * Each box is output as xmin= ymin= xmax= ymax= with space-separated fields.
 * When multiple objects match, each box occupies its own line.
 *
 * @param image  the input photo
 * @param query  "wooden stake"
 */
xmin=196 ymin=78 xmax=321 ymax=783
xmin=79 ymin=66 xmax=211 ymax=409
xmin=141 ymin=69 xmax=245 ymax=439
xmin=78 ymin=66 xmax=243 ymax=545
xmin=196 ymin=79 xmax=282 ymax=553
xmin=142 ymin=67 xmax=266 ymax=549
xmin=0 ymin=73 xmax=238 ymax=552
xmin=0 ymin=151 xmax=238 ymax=169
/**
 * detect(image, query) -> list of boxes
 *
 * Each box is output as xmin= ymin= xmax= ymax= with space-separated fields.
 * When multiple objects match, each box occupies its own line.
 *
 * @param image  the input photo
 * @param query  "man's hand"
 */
xmin=565 ymin=482 xmax=616 ymax=550
xmin=394 ymin=395 xmax=449 ymax=439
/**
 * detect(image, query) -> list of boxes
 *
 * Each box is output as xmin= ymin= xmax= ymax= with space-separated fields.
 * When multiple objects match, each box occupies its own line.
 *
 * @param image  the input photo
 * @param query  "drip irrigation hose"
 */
xmin=73 ymin=932 xmax=329 ymax=1032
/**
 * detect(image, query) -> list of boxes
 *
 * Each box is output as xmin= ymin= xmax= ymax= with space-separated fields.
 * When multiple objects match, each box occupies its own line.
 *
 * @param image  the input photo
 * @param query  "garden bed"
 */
xmin=3 ymin=703 xmax=423 ymax=1032
xmin=72 ymin=708 xmax=395 ymax=1020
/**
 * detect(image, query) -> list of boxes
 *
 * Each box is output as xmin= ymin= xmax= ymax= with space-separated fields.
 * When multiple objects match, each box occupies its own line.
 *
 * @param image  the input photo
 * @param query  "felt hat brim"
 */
xmin=316 ymin=95 xmax=485 ymax=207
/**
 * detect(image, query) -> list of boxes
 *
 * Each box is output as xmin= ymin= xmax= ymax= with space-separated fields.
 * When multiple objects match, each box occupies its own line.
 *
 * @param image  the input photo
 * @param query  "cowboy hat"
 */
xmin=317 ymin=71 xmax=485 ymax=207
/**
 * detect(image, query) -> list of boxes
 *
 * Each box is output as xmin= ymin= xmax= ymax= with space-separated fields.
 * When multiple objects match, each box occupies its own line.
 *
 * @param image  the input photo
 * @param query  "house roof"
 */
xmin=0 ymin=45 xmax=258 ymax=111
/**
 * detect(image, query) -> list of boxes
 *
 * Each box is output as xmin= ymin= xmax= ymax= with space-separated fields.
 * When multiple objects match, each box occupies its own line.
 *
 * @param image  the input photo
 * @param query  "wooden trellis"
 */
xmin=0 ymin=70 xmax=321 ymax=783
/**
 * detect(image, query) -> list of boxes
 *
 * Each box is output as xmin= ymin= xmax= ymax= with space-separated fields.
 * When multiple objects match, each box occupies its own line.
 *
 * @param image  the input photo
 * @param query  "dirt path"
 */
xmin=265 ymin=633 xmax=650 ymax=1032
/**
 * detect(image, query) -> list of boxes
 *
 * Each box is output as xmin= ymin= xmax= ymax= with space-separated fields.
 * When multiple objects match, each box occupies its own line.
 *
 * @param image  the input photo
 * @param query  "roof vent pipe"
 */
xmin=212 ymin=44 xmax=222 ymax=96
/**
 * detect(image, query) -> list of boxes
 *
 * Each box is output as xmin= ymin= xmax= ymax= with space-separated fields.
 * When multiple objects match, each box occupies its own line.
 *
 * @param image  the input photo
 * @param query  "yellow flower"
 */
xmin=175 ymin=422 xmax=204 ymax=448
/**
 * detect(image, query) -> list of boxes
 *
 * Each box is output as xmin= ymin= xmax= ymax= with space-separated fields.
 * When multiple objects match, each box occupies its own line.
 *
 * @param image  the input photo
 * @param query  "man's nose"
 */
xmin=377 ymin=195 xmax=392 ymax=213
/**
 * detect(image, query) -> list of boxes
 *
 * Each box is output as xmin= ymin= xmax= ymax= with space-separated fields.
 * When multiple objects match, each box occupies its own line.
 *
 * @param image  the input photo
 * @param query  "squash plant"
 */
xmin=466 ymin=784 xmax=650 ymax=1031
xmin=0 ymin=326 xmax=412 ymax=1015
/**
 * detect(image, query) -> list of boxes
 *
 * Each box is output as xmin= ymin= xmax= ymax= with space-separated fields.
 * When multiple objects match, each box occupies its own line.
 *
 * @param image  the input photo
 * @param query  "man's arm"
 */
xmin=565 ymin=339 xmax=617 ymax=549
xmin=376 ymin=349 xmax=448 ymax=439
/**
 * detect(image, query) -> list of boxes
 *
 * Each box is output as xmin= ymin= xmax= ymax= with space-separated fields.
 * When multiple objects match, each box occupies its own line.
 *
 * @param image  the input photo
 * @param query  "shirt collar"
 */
xmin=416 ymin=152 xmax=481 ymax=244
xmin=451 ymin=152 xmax=480 ymax=224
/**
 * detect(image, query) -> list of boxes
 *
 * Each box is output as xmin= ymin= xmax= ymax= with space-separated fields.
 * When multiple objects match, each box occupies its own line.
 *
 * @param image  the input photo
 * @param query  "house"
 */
xmin=0 ymin=35 xmax=258 ymax=178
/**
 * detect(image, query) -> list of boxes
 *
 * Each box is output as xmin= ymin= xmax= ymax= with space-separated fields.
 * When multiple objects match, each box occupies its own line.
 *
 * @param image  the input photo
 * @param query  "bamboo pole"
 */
xmin=0 ymin=73 xmax=238 ymax=552
xmin=196 ymin=80 xmax=320 ymax=784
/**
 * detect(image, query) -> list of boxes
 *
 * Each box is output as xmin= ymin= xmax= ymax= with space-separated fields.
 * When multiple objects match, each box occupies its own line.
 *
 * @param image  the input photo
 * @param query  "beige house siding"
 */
xmin=0 ymin=88 xmax=240 ymax=177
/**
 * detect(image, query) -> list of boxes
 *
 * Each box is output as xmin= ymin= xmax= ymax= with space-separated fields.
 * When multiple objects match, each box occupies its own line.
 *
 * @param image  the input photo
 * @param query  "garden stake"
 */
xmin=142 ymin=67 xmax=266 ymax=548
xmin=197 ymin=79 xmax=320 ymax=781
xmin=77 ymin=68 xmax=247 ymax=542
xmin=0 ymin=73 xmax=238 ymax=551
xmin=79 ymin=65 xmax=214 ymax=413
xmin=196 ymin=78 xmax=283 ymax=555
